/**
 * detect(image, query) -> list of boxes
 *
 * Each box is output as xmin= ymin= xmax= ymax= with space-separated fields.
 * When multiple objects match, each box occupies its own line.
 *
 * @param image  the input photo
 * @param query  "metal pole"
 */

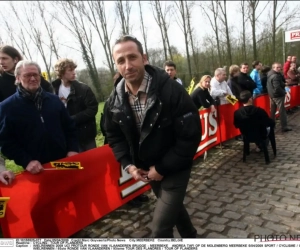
xmin=282 ymin=29 xmax=285 ymax=63
xmin=216 ymin=104 xmax=223 ymax=151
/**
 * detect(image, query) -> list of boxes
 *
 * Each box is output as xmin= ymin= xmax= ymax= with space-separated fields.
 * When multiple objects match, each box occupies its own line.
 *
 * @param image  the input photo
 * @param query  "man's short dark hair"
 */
xmin=240 ymin=62 xmax=248 ymax=68
xmin=113 ymin=35 xmax=144 ymax=55
xmin=252 ymin=60 xmax=261 ymax=69
xmin=240 ymin=90 xmax=252 ymax=104
xmin=163 ymin=60 xmax=177 ymax=70
xmin=261 ymin=65 xmax=271 ymax=74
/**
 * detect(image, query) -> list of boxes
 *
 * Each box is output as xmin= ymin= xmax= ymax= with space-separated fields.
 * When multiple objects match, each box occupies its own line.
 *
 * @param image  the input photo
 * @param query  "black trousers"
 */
xmin=150 ymin=168 xmax=196 ymax=238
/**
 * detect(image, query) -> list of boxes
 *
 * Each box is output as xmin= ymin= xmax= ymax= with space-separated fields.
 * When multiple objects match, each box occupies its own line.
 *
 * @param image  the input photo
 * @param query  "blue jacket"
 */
xmin=250 ymin=69 xmax=263 ymax=95
xmin=0 ymin=89 xmax=79 ymax=168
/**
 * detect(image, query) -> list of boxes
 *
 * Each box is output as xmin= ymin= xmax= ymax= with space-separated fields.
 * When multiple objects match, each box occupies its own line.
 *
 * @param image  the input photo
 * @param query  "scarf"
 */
xmin=18 ymin=85 xmax=44 ymax=111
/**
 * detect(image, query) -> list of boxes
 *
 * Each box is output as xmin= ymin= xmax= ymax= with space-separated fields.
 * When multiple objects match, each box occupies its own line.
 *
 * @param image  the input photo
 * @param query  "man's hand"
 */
xmin=148 ymin=166 xmax=163 ymax=181
xmin=67 ymin=151 xmax=78 ymax=157
xmin=0 ymin=170 xmax=15 ymax=185
xmin=128 ymin=165 xmax=150 ymax=183
xmin=26 ymin=160 xmax=44 ymax=174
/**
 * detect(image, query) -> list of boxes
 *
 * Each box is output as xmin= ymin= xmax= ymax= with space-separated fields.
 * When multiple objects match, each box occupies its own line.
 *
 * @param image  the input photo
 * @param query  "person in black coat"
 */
xmin=0 ymin=45 xmax=53 ymax=102
xmin=234 ymin=90 xmax=275 ymax=153
xmin=52 ymin=58 xmax=98 ymax=152
xmin=0 ymin=45 xmax=53 ymax=184
xmin=104 ymin=36 xmax=201 ymax=238
xmin=234 ymin=90 xmax=275 ymax=137
xmin=228 ymin=65 xmax=242 ymax=100
xmin=260 ymin=65 xmax=270 ymax=94
xmin=190 ymin=75 xmax=215 ymax=112
xmin=237 ymin=62 xmax=257 ymax=94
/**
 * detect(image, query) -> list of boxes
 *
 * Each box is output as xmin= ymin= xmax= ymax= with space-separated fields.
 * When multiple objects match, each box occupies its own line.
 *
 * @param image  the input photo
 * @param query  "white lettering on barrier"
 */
xmin=285 ymin=91 xmax=291 ymax=107
xmin=197 ymin=110 xmax=218 ymax=153
xmin=121 ymin=181 xmax=148 ymax=198
xmin=119 ymin=165 xmax=147 ymax=198
xmin=275 ymin=91 xmax=291 ymax=115
xmin=119 ymin=166 xmax=132 ymax=185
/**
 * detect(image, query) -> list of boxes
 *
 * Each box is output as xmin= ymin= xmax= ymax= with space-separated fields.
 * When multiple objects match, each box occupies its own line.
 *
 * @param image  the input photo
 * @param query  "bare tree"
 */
xmin=9 ymin=2 xmax=53 ymax=81
xmin=199 ymin=1 xmax=222 ymax=66
xmin=151 ymin=1 xmax=173 ymax=62
xmin=174 ymin=0 xmax=192 ymax=79
xmin=0 ymin=9 xmax=33 ymax=60
xmin=138 ymin=1 xmax=149 ymax=61
xmin=115 ymin=0 xmax=132 ymax=35
xmin=36 ymin=2 xmax=60 ymax=60
xmin=52 ymin=1 xmax=102 ymax=100
xmin=81 ymin=1 xmax=116 ymax=78
xmin=270 ymin=0 xmax=300 ymax=62
xmin=240 ymin=0 xmax=248 ymax=61
xmin=184 ymin=0 xmax=200 ymax=74
xmin=247 ymin=0 xmax=269 ymax=60
xmin=217 ymin=0 xmax=232 ymax=65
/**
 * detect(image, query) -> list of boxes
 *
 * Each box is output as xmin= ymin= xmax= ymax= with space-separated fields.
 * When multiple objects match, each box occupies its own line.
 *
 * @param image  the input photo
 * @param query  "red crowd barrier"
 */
xmin=1 ymin=86 xmax=300 ymax=238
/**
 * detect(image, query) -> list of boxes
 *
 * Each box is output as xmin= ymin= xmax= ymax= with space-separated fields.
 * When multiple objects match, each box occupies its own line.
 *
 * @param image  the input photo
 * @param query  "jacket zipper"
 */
xmin=138 ymin=98 xmax=162 ymax=153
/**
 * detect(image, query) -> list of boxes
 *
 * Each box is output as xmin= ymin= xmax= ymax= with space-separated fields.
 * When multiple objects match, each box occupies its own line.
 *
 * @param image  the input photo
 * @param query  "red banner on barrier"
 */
xmin=0 ymin=146 xmax=150 ymax=238
xmin=1 ymin=86 xmax=300 ymax=238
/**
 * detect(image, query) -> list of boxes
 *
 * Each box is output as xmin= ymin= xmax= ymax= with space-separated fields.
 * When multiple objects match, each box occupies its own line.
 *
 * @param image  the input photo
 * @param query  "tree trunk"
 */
xmin=138 ymin=1 xmax=149 ymax=60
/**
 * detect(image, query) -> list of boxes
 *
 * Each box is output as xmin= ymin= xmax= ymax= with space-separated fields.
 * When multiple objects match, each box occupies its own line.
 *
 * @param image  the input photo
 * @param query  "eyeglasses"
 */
xmin=21 ymin=73 xmax=40 ymax=80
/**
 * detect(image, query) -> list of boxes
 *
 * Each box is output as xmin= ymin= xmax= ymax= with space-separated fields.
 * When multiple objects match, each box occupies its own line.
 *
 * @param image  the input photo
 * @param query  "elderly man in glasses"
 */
xmin=104 ymin=35 xmax=201 ymax=238
xmin=0 ymin=60 xmax=79 ymax=177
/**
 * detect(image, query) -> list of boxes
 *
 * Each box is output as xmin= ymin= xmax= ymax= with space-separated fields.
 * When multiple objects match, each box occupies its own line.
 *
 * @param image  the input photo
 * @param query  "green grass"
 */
xmin=6 ymin=102 xmax=106 ymax=173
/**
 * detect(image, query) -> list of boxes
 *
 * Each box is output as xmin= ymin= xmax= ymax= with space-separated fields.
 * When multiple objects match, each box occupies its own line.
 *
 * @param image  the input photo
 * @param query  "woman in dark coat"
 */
xmin=190 ymin=75 xmax=215 ymax=112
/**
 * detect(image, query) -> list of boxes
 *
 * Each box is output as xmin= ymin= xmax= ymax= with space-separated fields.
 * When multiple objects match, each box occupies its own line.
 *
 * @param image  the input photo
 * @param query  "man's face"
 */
xmin=113 ymin=41 xmax=146 ymax=85
xmin=216 ymin=72 xmax=227 ymax=82
xmin=273 ymin=63 xmax=282 ymax=73
xmin=256 ymin=63 xmax=262 ymax=70
xmin=16 ymin=65 xmax=41 ymax=93
xmin=292 ymin=56 xmax=297 ymax=63
xmin=62 ymin=67 xmax=76 ymax=82
xmin=165 ymin=66 xmax=177 ymax=79
xmin=240 ymin=64 xmax=249 ymax=74
xmin=0 ymin=52 xmax=17 ymax=73
xmin=290 ymin=62 xmax=296 ymax=70
xmin=287 ymin=56 xmax=291 ymax=61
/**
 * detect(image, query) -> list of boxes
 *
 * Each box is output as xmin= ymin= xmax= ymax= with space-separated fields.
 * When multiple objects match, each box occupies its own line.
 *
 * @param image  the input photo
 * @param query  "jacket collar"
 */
xmin=110 ymin=65 xmax=168 ymax=109
xmin=52 ymin=79 xmax=77 ymax=96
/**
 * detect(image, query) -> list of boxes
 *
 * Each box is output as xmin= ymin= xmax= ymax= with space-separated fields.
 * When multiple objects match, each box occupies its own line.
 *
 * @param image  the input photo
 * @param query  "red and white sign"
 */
xmin=285 ymin=29 xmax=300 ymax=43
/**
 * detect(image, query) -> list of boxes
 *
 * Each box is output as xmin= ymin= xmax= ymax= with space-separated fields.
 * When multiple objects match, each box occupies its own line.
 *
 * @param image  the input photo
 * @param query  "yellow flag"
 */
xmin=226 ymin=95 xmax=238 ymax=105
xmin=187 ymin=77 xmax=196 ymax=95
xmin=0 ymin=197 xmax=10 ymax=218
xmin=41 ymin=72 xmax=49 ymax=81
xmin=50 ymin=161 xmax=84 ymax=170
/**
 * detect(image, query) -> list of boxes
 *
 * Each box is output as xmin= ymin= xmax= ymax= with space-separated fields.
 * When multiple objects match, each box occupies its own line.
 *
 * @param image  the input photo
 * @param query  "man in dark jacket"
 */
xmin=237 ymin=62 xmax=257 ymax=94
xmin=0 ymin=60 xmax=79 ymax=174
xmin=234 ymin=90 xmax=275 ymax=140
xmin=52 ymin=59 xmax=98 ymax=152
xmin=267 ymin=62 xmax=292 ymax=132
xmin=104 ymin=36 xmax=201 ymax=238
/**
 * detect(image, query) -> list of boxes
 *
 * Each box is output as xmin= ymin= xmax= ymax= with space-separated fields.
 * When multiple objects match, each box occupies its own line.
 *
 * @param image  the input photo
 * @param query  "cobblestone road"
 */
xmin=72 ymin=110 xmax=300 ymax=239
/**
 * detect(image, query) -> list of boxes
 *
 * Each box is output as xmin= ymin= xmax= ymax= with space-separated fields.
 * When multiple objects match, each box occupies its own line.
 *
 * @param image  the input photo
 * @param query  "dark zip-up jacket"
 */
xmin=52 ymin=79 xmax=98 ymax=143
xmin=190 ymin=87 xmax=214 ymax=109
xmin=104 ymin=65 xmax=202 ymax=176
xmin=267 ymin=70 xmax=286 ymax=98
xmin=237 ymin=72 xmax=257 ymax=94
xmin=0 ymin=89 xmax=79 ymax=168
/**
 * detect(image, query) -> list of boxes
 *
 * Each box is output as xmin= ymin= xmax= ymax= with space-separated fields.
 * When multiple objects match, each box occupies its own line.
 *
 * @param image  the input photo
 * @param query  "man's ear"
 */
xmin=143 ymin=54 xmax=149 ymax=65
